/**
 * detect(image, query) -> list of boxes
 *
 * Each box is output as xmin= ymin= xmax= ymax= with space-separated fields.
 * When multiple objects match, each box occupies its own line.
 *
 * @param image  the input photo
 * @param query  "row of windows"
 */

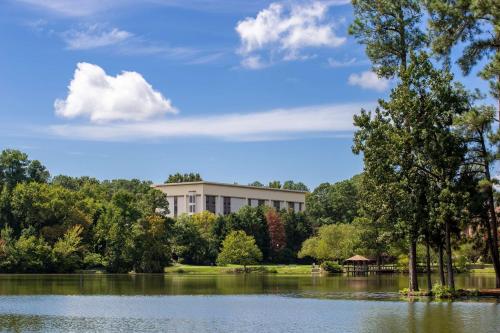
xmin=171 ymin=195 xmax=303 ymax=216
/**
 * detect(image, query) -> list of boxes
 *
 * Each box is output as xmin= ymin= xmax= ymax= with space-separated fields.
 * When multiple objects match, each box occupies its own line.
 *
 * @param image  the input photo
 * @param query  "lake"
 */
xmin=0 ymin=273 xmax=498 ymax=332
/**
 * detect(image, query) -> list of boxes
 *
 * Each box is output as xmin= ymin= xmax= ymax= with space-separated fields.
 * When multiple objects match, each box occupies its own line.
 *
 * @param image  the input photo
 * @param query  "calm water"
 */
xmin=0 ymin=273 xmax=497 ymax=332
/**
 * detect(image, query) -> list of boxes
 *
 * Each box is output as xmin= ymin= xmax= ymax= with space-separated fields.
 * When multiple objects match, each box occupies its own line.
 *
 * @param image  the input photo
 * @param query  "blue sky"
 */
xmin=0 ymin=0 xmax=493 ymax=189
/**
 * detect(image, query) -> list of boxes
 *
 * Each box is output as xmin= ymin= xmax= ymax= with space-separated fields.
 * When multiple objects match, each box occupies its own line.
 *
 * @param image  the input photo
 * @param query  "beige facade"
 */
xmin=154 ymin=181 xmax=306 ymax=218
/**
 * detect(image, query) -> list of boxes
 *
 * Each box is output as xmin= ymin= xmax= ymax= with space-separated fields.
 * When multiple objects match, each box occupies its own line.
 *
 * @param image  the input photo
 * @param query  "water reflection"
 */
xmin=0 ymin=273 xmax=494 ymax=297
xmin=0 ymin=295 xmax=497 ymax=333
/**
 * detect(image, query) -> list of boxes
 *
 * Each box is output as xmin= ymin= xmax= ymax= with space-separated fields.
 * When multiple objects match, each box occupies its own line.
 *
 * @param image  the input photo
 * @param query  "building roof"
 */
xmin=344 ymin=255 xmax=372 ymax=262
xmin=153 ymin=181 xmax=308 ymax=194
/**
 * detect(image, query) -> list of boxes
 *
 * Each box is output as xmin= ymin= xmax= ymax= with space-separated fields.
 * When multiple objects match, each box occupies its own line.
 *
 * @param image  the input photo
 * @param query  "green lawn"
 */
xmin=164 ymin=264 xmax=313 ymax=275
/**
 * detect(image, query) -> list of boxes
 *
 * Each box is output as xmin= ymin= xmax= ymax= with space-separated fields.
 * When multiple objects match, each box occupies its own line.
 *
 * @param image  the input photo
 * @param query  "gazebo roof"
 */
xmin=345 ymin=255 xmax=372 ymax=262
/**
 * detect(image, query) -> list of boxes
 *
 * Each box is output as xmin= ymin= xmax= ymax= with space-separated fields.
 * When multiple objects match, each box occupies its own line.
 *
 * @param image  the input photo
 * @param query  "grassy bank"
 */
xmin=164 ymin=264 xmax=313 ymax=275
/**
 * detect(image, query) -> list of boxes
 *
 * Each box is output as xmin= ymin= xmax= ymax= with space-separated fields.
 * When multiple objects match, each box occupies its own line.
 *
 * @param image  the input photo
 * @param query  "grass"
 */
xmin=164 ymin=264 xmax=313 ymax=275
xmin=470 ymin=267 xmax=496 ymax=274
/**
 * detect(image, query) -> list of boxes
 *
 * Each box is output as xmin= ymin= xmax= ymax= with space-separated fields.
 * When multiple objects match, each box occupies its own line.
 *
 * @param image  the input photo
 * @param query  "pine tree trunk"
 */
xmin=438 ymin=244 xmax=446 ymax=286
xmin=425 ymin=239 xmax=432 ymax=291
xmin=444 ymin=219 xmax=455 ymax=290
xmin=409 ymin=238 xmax=419 ymax=291
xmin=481 ymin=137 xmax=500 ymax=288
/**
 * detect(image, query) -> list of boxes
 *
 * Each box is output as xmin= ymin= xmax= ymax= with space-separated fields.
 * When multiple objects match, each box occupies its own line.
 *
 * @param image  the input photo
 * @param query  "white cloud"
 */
xmin=50 ymin=102 xmax=372 ymax=141
xmin=15 ymin=0 xmax=122 ymax=16
xmin=62 ymin=25 xmax=132 ymax=50
xmin=240 ymin=55 xmax=267 ymax=69
xmin=328 ymin=57 xmax=357 ymax=68
xmin=236 ymin=1 xmax=346 ymax=68
xmin=54 ymin=62 xmax=177 ymax=123
xmin=348 ymin=71 xmax=390 ymax=92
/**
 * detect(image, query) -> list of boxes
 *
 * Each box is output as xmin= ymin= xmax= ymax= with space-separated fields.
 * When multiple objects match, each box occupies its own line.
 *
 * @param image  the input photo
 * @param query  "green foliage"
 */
xmin=265 ymin=209 xmax=286 ymax=261
xmin=282 ymin=181 xmax=309 ymax=192
xmin=0 ymin=150 xmax=50 ymax=189
xmin=349 ymin=0 xmax=425 ymax=77
xmin=127 ymin=215 xmax=171 ymax=272
xmin=52 ymin=225 xmax=84 ymax=272
xmin=165 ymin=173 xmax=202 ymax=183
xmin=248 ymin=181 xmax=264 ymax=187
xmin=320 ymin=261 xmax=342 ymax=273
xmin=298 ymin=224 xmax=361 ymax=261
xmin=172 ymin=214 xmax=212 ymax=265
xmin=216 ymin=231 xmax=262 ymax=268
xmin=12 ymin=231 xmax=52 ymax=273
xmin=427 ymin=0 xmax=500 ymax=102
xmin=432 ymin=283 xmax=454 ymax=299
xmin=268 ymin=181 xmax=282 ymax=189
xmin=306 ymin=175 xmax=361 ymax=225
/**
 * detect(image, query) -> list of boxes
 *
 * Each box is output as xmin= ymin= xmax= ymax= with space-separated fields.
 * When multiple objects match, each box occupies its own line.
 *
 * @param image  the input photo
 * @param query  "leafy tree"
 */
xmin=13 ymin=230 xmax=52 ymax=273
xmin=349 ymin=0 xmax=427 ymax=291
xmin=282 ymin=211 xmax=313 ymax=260
xmin=10 ymin=182 xmax=91 ymax=240
xmin=216 ymin=231 xmax=262 ymax=270
xmin=27 ymin=160 xmax=50 ymax=183
xmin=165 ymin=173 xmax=202 ymax=183
xmin=0 ymin=149 xmax=30 ymax=189
xmin=427 ymin=0 xmax=500 ymax=119
xmin=127 ymin=215 xmax=171 ymax=272
xmin=248 ymin=181 xmax=264 ymax=187
xmin=172 ymin=214 xmax=210 ymax=264
xmin=282 ymin=181 xmax=309 ymax=192
xmin=230 ymin=206 xmax=270 ymax=260
xmin=52 ymin=225 xmax=84 ymax=272
xmin=306 ymin=175 xmax=361 ymax=225
xmin=349 ymin=0 xmax=426 ymax=78
xmin=298 ymin=224 xmax=361 ymax=262
xmin=455 ymin=105 xmax=500 ymax=287
xmin=265 ymin=209 xmax=286 ymax=261
xmin=268 ymin=180 xmax=282 ymax=189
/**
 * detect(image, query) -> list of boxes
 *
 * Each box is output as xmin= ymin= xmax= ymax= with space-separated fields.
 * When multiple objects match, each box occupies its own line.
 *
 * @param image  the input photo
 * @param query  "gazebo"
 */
xmin=344 ymin=255 xmax=374 ymax=274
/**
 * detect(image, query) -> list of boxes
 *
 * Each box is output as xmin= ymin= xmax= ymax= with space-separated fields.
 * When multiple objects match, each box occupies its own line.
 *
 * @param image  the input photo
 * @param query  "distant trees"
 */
xmin=306 ymin=175 xmax=361 ymax=225
xmin=216 ymin=231 xmax=262 ymax=270
xmin=165 ymin=173 xmax=202 ymax=183
xmin=248 ymin=180 xmax=309 ymax=192
xmin=265 ymin=209 xmax=286 ymax=261
xmin=298 ymin=224 xmax=361 ymax=262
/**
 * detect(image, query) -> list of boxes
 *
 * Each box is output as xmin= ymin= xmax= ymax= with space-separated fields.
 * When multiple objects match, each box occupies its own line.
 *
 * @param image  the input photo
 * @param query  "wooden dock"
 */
xmin=478 ymin=289 xmax=500 ymax=296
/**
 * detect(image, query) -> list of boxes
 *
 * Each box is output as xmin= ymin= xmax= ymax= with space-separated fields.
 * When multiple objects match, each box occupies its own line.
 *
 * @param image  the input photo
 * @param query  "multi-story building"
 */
xmin=154 ymin=181 xmax=306 ymax=218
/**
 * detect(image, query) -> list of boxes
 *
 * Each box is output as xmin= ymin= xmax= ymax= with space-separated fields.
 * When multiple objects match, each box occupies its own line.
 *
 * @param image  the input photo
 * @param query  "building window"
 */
xmin=174 ymin=197 xmax=178 ymax=217
xmin=188 ymin=191 xmax=196 ymax=214
xmin=273 ymin=200 xmax=280 ymax=210
xmin=206 ymin=195 xmax=216 ymax=213
xmin=223 ymin=197 xmax=231 ymax=215
xmin=298 ymin=202 xmax=303 ymax=212
xmin=258 ymin=200 xmax=265 ymax=207
xmin=288 ymin=202 xmax=294 ymax=211
xmin=248 ymin=198 xmax=252 ymax=206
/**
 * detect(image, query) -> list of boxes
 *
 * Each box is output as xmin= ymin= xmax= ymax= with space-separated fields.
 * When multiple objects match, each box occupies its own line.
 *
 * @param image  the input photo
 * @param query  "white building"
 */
xmin=154 ymin=181 xmax=306 ymax=218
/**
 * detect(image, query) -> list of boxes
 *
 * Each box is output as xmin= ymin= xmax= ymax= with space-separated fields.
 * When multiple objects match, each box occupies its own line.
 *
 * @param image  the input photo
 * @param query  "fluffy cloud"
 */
xmin=236 ymin=1 xmax=346 ymax=68
xmin=50 ymin=102 xmax=373 ymax=141
xmin=348 ymin=71 xmax=390 ymax=91
xmin=62 ymin=25 xmax=132 ymax=50
xmin=54 ymin=63 xmax=177 ymax=123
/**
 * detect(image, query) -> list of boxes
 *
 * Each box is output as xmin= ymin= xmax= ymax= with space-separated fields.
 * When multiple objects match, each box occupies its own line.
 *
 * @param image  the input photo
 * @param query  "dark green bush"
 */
xmin=320 ymin=261 xmax=342 ymax=273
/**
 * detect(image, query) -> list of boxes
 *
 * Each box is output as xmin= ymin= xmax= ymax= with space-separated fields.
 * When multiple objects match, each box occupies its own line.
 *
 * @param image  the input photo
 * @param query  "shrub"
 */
xmin=321 ymin=261 xmax=342 ymax=273
xmin=432 ymin=283 xmax=454 ymax=299
xmin=454 ymin=255 xmax=469 ymax=273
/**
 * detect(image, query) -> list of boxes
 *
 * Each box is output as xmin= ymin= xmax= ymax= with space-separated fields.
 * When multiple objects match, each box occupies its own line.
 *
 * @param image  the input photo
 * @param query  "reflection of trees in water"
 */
xmin=0 ymin=314 xmax=44 ymax=332
xmin=0 ymin=274 xmax=495 ymax=296
xmin=361 ymin=302 xmax=467 ymax=333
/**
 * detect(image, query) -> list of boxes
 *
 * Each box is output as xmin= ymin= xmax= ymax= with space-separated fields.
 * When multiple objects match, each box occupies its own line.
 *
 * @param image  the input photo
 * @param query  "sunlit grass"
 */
xmin=164 ymin=264 xmax=313 ymax=275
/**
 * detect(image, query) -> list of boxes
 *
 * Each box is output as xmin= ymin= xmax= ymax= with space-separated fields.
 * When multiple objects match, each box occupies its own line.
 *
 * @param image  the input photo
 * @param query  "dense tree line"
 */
xmin=0 ymin=152 xmax=315 ymax=272
xmin=345 ymin=0 xmax=500 ymax=291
